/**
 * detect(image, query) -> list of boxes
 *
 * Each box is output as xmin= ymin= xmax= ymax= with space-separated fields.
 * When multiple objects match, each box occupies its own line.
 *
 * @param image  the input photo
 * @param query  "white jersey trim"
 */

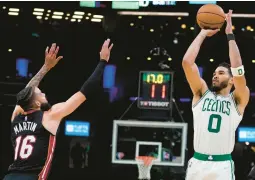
xmin=230 ymin=93 xmax=242 ymax=116
xmin=192 ymin=89 xmax=210 ymax=108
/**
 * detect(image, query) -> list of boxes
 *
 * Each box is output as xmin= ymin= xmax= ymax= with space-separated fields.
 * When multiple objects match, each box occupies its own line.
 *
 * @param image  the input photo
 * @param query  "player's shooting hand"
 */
xmin=225 ymin=9 xmax=233 ymax=34
xmin=100 ymin=39 xmax=113 ymax=62
xmin=200 ymin=29 xmax=220 ymax=37
xmin=44 ymin=43 xmax=63 ymax=69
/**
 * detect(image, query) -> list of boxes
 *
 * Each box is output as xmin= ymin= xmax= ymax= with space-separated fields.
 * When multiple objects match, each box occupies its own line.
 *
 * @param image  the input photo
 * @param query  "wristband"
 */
xmin=231 ymin=65 xmax=245 ymax=77
xmin=227 ymin=34 xmax=235 ymax=42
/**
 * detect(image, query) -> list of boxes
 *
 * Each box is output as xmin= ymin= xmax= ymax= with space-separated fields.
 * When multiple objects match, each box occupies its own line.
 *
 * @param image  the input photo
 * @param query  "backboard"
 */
xmin=111 ymin=120 xmax=188 ymax=167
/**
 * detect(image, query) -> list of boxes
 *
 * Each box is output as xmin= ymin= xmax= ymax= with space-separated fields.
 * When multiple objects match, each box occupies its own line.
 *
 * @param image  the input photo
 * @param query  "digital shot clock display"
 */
xmin=138 ymin=71 xmax=173 ymax=110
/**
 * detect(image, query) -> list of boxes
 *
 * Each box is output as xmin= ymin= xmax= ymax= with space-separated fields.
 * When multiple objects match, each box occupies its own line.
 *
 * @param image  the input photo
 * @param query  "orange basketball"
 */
xmin=196 ymin=4 xmax=226 ymax=29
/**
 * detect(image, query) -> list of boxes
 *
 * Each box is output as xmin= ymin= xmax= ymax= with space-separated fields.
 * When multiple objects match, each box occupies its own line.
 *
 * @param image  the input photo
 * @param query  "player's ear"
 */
xmin=229 ymin=77 xmax=234 ymax=85
xmin=35 ymin=100 xmax=41 ymax=108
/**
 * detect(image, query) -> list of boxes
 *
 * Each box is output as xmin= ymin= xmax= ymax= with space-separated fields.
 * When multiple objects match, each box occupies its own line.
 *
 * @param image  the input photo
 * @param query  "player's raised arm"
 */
xmin=49 ymin=39 xmax=113 ymax=120
xmin=182 ymin=29 xmax=219 ymax=96
xmin=225 ymin=10 xmax=250 ymax=109
xmin=12 ymin=44 xmax=63 ymax=121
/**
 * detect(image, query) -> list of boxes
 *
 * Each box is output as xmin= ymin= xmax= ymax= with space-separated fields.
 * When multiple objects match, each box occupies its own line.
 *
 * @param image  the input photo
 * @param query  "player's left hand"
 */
xmin=44 ymin=43 xmax=63 ymax=69
xmin=225 ymin=9 xmax=233 ymax=34
xmin=100 ymin=39 xmax=114 ymax=62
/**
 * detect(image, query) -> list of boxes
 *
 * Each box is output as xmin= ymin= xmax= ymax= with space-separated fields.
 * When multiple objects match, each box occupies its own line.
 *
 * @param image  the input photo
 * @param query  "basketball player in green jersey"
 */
xmin=183 ymin=10 xmax=250 ymax=180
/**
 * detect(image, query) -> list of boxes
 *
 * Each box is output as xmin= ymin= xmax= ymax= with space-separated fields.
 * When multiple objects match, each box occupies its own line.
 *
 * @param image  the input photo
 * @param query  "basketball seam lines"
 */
xmin=197 ymin=11 xmax=226 ymax=19
xmin=197 ymin=19 xmax=224 ymax=25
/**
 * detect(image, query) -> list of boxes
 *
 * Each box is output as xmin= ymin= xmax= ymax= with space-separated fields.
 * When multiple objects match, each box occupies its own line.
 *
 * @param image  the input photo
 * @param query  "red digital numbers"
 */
xmin=151 ymin=84 xmax=155 ymax=98
xmin=150 ymin=84 xmax=166 ymax=99
xmin=162 ymin=85 xmax=166 ymax=98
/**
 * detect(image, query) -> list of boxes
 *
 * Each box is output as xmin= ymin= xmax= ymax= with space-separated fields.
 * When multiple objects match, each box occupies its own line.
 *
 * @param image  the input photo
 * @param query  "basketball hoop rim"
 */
xmin=135 ymin=156 xmax=156 ymax=165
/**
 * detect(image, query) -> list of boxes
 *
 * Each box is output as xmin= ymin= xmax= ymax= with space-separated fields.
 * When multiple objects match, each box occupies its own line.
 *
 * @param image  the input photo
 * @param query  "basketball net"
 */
xmin=136 ymin=156 xmax=156 ymax=180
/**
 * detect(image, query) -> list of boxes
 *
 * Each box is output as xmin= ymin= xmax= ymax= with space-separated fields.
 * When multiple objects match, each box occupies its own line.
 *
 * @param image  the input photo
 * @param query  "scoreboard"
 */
xmin=138 ymin=71 xmax=173 ymax=110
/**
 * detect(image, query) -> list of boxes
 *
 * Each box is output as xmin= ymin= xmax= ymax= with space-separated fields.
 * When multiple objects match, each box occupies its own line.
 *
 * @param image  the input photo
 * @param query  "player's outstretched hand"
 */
xmin=100 ymin=39 xmax=113 ymax=62
xmin=225 ymin=9 xmax=233 ymax=34
xmin=44 ymin=43 xmax=63 ymax=69
xmin=200 ymin=29 xmax=220 ymax=37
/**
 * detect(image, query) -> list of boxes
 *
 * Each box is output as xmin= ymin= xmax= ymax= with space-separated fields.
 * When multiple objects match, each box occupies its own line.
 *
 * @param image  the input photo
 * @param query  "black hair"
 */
xmin=218 ymin=62 xmax=233 ymax=77
xmin=16 ymin=86 xmax=35 ymax=111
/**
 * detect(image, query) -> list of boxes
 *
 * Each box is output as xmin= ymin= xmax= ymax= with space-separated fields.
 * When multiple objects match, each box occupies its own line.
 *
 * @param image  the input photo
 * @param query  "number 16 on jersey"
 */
xmin=15 ymin=135 xmax=36 ymax=160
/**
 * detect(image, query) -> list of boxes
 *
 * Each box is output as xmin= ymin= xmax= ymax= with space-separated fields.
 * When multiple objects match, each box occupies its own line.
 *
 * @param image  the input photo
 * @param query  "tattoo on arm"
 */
xmin=26 ymin=65 xmax=50 ymax=88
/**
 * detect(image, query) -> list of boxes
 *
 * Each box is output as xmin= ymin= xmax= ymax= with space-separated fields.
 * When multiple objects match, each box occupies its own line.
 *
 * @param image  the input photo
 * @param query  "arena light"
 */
xmin=190 ymin=27 xmax=194 ymax=30
xmin=91 ymin=18 xmax=101 ymax=22
xmin=93 ymin=15 xmax=104 ymax=18
xmin=85 ymin=17 xmax=89 ymax=20
xmin=74 ymin=11 xmax=85 ymax=15
xmin=181 ymin=24 xmax=186 ymax=29
xmin=103 ymin=65 xmax=116 ymax=89
xmin=179 ymin=98 xmax=191 ymax=102
xmin=71 ymin=19 xmax=76 ymax=22
xmin=66 ymin=13 xmax=70 ymax=16
xmin=45 ymin=17 xmax=48 ymax=20
xmin=52 ymin=15 xmax=62 ymax=19
xmin=3 ymin=6 xmax=6 ymax=9
xmin=252 ymin=60 xmax=255 ymax=63
xmin=53 ymin=11 xmax=64 ymax=16
xmin=8 ymin=12 xmax=18 ymax=16
xmin=210 ymin=58 xmax=214 ymax=62
xmin=16 ymin=58 xmax=29 ymax=77
xmin=118 ymin=11 xmax=189 ymax=17
xmin=47 ymin=10 xmax=51 ymax=13
xmin=78 ymin=19 xmax=81 ymax=22
xmin=88 ymin=13 xmax=91 ymax=16
xmin=130 ymin=23 xmax=134 ymax=26
xmin=150 ymin=29 xmax=154 ymax=32
xmin=34 ymin=8 xmax=44 ymax=12
xmin=173 ymin=38 xmax=178 ymax=44
xmin=72 ymin=15 xmax=83 ymax=19
xmin=33 ymin=12 xmax=43 ymax=16
xmin=65 ymin=17 xmax=68 ymax=20
xmin=46 ymin=14 xmax=50 ymax=16
xmin=36 ymin=16 xmax=42 ymax=19
xmin=127 ymin=57 xmax=131 ymax=60
xmin=9 ymin=8 xmax=19 ymax=12
xmin=168 ymin=57 xmax=172 ymax=61
xmin=246 ymin=26 xmax=252 ymax=31
xmin=8 ymin=49 xmax=12 ymax=52
xmin=232 ymin=13 xmax=255 ymax=18
xmin=147 ymin=57 xmax=151 ymax=61
xmin=198 ymin=67 xmax=204 ymax=77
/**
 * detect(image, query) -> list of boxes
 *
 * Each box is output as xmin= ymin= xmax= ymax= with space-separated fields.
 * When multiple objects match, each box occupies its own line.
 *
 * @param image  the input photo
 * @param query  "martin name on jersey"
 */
xmin=13 ymin=120 xmax=37 ymax=135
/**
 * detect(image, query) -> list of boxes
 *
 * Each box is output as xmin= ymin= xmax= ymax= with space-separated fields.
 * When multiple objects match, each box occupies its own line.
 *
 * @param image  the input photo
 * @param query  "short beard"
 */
xmin=40 ymin=102 xmax=52 ymax=111
xmin=210 ymin=81 xmax=228 ymax=92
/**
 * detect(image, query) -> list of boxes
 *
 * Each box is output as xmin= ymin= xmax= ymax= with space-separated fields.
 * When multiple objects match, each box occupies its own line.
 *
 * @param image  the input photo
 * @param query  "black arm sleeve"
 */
xmin=80 ymin=60 xmax=107 ymax=99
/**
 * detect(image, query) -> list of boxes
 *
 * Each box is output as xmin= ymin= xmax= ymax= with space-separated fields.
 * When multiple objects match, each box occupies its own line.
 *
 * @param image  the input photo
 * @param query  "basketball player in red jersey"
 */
xmin=4 ymin=39 xmax=113 ymax=180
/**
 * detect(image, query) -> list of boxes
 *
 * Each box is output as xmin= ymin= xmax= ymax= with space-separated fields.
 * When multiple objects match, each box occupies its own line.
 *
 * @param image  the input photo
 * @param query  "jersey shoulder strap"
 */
xmin=192 ymin=89 xmax=211 ymax=109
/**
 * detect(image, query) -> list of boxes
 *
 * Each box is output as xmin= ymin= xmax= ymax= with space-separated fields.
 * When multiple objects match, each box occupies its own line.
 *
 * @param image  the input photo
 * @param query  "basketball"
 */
xmin=196 ymin=4 xmax=226 ymax=29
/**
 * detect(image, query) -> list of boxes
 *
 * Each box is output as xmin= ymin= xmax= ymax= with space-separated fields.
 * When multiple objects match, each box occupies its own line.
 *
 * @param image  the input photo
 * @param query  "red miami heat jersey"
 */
xmin=8 ymin=110 xmax=56 ymax=180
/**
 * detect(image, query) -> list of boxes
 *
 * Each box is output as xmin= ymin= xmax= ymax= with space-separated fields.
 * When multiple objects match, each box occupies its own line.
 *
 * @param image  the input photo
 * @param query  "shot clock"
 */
xmin=138 ymin=71 xmax=173 ymax=110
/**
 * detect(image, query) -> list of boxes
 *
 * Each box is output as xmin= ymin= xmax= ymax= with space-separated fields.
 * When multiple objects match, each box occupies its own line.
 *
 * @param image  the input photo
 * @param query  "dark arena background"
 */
xmin=0 ymin=1 xmax=255 ymax=180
